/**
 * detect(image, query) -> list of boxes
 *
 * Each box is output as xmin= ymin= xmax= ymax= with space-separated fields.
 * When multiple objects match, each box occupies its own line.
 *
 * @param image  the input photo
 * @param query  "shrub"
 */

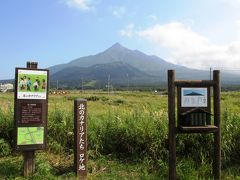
xmin=86 ymin=96 xmax=99 ymax=101
xmin=0 ymin=106 xmax=14 ymax=146
xmin=48 ymin=107 xmax=74 ymax=152
xmin=0 ymin=139 xmax=11 ymax=157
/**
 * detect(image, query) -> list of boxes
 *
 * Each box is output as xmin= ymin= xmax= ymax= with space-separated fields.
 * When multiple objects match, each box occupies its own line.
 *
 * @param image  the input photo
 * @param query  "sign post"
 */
xmin=14 ymin=62 xmax=49 ymax=177
xmin=74 ymin=99 xmax=87 ymax=179
xmin=168 ymin=70 xmax=221 ymax=179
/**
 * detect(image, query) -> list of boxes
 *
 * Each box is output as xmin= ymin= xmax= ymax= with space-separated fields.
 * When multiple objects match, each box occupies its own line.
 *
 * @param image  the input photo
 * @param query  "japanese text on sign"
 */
xmin=78 ymin=103 xmax=86 ymax=171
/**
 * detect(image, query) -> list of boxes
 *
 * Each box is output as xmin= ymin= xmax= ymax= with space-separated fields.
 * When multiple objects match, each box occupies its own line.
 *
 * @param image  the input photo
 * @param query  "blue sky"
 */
xmin=1 ymin=0 xmax=240 ymax=79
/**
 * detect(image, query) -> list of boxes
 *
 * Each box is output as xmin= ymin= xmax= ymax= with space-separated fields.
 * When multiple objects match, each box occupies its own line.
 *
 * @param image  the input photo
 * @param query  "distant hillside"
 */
xmin=0 ymin=43 xmax=239 ymax=89
xmin=49 ymin=43 xmax=240 ymax=88
xmin=49 ymin=43 xmax=208 ymax=79
xmin=51 ymin=61 xmax=159 ymax=88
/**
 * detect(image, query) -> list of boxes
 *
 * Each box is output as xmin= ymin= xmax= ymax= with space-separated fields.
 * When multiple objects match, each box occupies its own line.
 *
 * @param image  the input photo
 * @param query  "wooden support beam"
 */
xmin=175 ymin=80 xmax=215 ymax=87
xmin=23 ymin=151 xmax=35 ymax=177
xmin=23 ymin=61 xmax=38 ymax=177
xmin=168 ymin=70 xmax=176 ymax=180
xmin=213 ymin=70 xmax=221 ymax=179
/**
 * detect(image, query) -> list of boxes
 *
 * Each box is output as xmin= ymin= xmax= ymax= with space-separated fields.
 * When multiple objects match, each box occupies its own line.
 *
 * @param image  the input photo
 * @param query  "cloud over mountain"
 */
xmin=120 ymin=21 xmax=240 ymax=72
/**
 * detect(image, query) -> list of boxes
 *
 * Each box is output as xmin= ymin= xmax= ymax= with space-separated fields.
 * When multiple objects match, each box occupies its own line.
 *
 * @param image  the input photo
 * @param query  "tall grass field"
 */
xmin=0 ymin=90 xmax=240 ymax=179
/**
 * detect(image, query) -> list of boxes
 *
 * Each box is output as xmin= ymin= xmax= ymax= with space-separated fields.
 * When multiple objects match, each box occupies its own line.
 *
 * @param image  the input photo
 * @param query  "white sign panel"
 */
xmin=17 ymin=69 xmax=47 ymax=100
xmin=181 ymin=88 xmax=207 ymax=107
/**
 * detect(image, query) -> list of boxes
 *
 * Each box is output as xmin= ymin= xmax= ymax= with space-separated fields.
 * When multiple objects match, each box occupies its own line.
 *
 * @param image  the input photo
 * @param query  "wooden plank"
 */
xmin=213 ymin=70 xmax=221 ymax=179
xmin=177 ymin=125 xmax=218 ymax=133
xmin=168 ymin=70 xmax=176 ymax=180
xmin=175 ymin=80 xmax=215 ymax=87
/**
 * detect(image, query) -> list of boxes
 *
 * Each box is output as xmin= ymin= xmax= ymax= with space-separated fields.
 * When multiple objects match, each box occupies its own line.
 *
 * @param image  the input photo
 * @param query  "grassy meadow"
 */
xmin=0 ymin=90 xmax=240 ymax=179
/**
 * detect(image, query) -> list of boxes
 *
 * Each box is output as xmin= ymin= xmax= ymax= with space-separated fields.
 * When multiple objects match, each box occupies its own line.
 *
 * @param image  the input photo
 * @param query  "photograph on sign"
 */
xmin=17 ymin=69 xmax=47 ymax=99
xmin=181 ymin=88 xmax=208 ymax=107
xmin=17 ymin=127 xmax=44 ymax=145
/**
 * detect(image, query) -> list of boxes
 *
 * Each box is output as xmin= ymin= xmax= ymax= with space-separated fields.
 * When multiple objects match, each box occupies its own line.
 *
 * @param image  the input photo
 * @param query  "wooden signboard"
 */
xmin=177 ymin=86 xmax=211 ymax=127
xmin=74 ymin=99 xmax=87 ymax=178
xmin=14 ymin=67 xmax=49 ymax=151
xmin=14 ymin=62 xmax=49 ymax=177
xmin=168 ymin=70 xmax=221 ymax=179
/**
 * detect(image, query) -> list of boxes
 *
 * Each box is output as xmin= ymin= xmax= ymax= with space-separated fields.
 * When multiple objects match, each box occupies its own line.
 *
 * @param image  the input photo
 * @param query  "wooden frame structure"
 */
xmin=168 ymin=70 xmax=221 ymax=179
xmin=14 ymin=62 xmax=49 ymax=177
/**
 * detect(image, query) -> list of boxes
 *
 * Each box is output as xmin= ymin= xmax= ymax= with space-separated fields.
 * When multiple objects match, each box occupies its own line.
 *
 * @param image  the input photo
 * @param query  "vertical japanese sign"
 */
xmin=74 ymin=99 xmax=87 ymax=178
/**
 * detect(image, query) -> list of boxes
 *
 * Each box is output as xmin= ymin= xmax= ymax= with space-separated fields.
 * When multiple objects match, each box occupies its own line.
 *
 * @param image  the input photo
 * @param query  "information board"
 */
xmin=20 ymin=103 xmax=42 ymax=124
xmin=14 ymin=67 xmax=49 ymax=151
xmin=181 ymin=88 xmax=208 ymax=107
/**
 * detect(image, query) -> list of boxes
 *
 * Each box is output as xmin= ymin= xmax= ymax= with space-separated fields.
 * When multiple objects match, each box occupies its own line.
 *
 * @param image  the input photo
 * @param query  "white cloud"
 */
xmin=235 ymin=20 xmax=240 ymax=40
xmin=64 ymin=0 xmax=94 ymax=11
xmin=222 ymin=0 xmax=240 ymax=5
xmin=119 ymin=24 xmax=135 ymax=38
xmin=112 ymin=6 xmax=126 ymax=18
xmin=133 ymin=22 xmax=240 ymax=70
xmin=138 ymin=22 xmax=210 ymax=53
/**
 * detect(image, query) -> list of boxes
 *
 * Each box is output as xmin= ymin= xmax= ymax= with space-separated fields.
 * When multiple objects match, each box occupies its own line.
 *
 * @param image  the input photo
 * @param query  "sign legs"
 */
xmin=23 ymin=151 xmax=35 ymax=177
xmin=168 ymin=70 xmax=176 ymax=180
xmin=213 ymin=70 xmax=221 ymax=179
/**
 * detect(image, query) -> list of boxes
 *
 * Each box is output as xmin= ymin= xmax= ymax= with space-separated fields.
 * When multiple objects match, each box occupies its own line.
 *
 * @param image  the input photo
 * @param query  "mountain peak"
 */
xmin=106 ymin=42 xmax=127 ymax=52
xmin=112 ymin=42 xmax=124 ymax=48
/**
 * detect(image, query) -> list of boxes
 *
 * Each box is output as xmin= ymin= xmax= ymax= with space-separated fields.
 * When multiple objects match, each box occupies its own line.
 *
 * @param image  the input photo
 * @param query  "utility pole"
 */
xmin=108 ymin=74 xmax=110 ymax=96
xmin=57 ymin=80 xmax=59 ymax=90
xmin=111 ymin=84 xmax=114 ymax=95
xmin=126 ymin=73 xmax=129 ymax=92
xmin=81 ymin=77 xmax=83 ymax=93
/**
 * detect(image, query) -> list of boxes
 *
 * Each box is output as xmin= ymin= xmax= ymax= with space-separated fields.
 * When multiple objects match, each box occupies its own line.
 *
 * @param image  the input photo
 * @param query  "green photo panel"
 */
xmin=17 ymin=69 xmax=48 ymax=100
xmin=17 ymin=127 xmax=44 ymax=145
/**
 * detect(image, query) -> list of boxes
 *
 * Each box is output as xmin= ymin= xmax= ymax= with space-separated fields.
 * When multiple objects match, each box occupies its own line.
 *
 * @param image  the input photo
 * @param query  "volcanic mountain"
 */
xmin=49 ymin=43 xmax=240 ymax=88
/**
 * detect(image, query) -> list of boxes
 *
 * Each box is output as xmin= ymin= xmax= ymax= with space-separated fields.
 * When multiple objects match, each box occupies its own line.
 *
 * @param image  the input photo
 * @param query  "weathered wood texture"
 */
xmin=168 ymin=70 xmax=176 ymax=180
xmin=74 ymin=99 xmax=88 ymax=179
xmin=213 ymin=70 xmax=221 ymax=179
xmin=23 ymin=62 xmax=37 ymax=177
xmin=23 ymin=151 xmax=35 ymax=177
xmin=177 ymin=125 xmax=218 ymax=133
xmin=175 ymin=80 xmax=215 ymax=87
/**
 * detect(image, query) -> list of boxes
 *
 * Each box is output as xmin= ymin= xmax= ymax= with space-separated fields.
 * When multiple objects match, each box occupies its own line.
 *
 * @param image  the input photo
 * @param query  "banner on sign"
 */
xmin=17 ymin=69 xmax=48 ymax=100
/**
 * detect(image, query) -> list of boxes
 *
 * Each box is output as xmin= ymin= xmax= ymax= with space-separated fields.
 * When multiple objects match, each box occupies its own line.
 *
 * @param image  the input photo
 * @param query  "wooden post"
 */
xmin=213 ymin=70 xmax=221 ymax=179
xmin=74 ymin=99 xmax=87 ymax=179
xmin=27 ymin=61 xmax=38 ymax=69
xmin=168 ymin=70 xmax=176 ymax=180
xmin=23 ymin=61 xmax=38 ymax=177
xmin=23 ymin=151 xmax=35 ymax=177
